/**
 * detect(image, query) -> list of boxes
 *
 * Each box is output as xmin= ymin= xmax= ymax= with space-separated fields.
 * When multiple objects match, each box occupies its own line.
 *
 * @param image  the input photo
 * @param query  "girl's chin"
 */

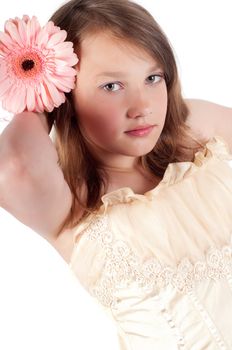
xmin=124 ymin=148 xmax=155 ymax=157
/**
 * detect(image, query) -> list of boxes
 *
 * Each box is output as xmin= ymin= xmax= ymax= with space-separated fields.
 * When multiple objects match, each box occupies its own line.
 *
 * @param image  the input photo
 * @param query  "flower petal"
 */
xmin=0 ymin=15 xmax=79 ymax=113
xmin=28 ymin=16 xmax=41 ymax=45
xmin=54 ymin=48 xmax=78 ymax=65
xmin=5 ymin=20 xmax=24 ymax=47
xmin=62 ymin=54 xmax=79 ymax=66
xmin=40 ymin=82 xmax=54 ymax=112
xmin=26 ymin=85 xmax=36 ymax=111
xmin=0 ymin=59 xmax=8 ymax=80
xmin=54 ymin=41 xmax=73 ymax=51
xmin=3 ymin=84 xmax=26 ymax=114
xmin=43 ymin=77 xmax=65 ymax=107
xmin=22 ymin=15 xmax=30 ymax=24
xmin=36 ymin=29 xmax=49 ymax=48
xmin=54 ymin=65 xmax=77 ymax=77
xmin=35 ymin=93 xmax=45 ymax=113
xmin=16 ymin=18 xmax=27 ymax=45
xmin=46 ymin=30 xmax=67 ymax=48
xmin=44 ymin=21 xmax=60 ymax=36
xmin=46 ymin=74 xmax=74 ymax=92
xmin=0 ymin=31 xmax=15 ymax=50
xmin=0 ymin=78 xmax=13 ymax=98
xmin=13 ymin=85 xmax=27 ymax=113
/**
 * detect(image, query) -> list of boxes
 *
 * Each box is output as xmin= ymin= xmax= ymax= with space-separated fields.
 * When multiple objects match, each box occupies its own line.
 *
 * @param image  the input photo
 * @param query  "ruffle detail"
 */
xmin=101 ymin=136 xmax=232 ymax=208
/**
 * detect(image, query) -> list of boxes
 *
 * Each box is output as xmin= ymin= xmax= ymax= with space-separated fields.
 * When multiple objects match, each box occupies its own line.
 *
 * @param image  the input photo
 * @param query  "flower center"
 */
xmin=22 ymin=59 xmax=35 ymax=71
xmin=10 ymin=50 xmax=45 ymax=81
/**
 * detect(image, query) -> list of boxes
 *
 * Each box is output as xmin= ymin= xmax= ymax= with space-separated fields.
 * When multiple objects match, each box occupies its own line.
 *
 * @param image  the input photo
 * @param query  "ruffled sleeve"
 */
xmin=159 ymin=135 xmax=232 ymax=187
xmin=194 ymin=135 xmax=232 ymax=164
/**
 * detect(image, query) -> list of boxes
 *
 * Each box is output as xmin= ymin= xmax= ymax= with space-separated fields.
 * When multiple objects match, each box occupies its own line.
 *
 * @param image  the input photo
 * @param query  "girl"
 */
xmin=1 ymin=0 xmax=232 ymax=349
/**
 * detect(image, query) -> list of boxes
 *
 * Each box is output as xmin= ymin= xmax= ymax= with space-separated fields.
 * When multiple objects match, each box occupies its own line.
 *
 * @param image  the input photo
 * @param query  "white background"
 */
xmin=0 ymin=1 xmax=232 ymax=349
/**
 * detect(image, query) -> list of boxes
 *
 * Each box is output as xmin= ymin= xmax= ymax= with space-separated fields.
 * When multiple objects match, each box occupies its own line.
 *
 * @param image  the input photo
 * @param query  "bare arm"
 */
xmin=0 ymin=112 xmax=73 ymax=243
xmin=185 ymin=98 xmax=232 ymax=153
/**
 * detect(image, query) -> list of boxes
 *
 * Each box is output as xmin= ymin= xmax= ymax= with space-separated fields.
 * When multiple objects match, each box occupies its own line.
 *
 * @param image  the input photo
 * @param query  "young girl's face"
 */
xmin=72 ymin=30 xmax=168 ymax=168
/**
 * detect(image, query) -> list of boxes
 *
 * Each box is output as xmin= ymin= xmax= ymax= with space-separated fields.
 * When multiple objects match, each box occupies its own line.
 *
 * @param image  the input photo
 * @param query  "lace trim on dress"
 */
xmin=100 ymin=136 xmax=232 ymax=207
xmin=85 ymin=216 xmax=232 ymax=308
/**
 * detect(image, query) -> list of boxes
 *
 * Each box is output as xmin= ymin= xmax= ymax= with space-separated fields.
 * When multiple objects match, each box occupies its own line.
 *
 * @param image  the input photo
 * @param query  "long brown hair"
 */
xmin=45 ymin=0 xmax=208 ymax=233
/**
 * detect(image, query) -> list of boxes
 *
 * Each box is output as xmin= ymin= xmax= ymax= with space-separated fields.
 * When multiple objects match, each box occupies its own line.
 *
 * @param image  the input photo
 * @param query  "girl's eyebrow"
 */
xmin=95 ymin=64 xmax=162 ymax=79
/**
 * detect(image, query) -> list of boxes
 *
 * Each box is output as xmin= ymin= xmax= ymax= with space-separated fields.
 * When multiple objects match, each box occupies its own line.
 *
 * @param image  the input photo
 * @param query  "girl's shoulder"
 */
xmin=185 ymin=98 xmax=232 ymax=153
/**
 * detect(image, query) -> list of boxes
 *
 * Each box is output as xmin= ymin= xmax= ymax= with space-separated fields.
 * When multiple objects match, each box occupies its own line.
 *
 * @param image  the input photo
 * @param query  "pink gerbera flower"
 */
xmin=0 ymin=15 xmax=78 ymax=114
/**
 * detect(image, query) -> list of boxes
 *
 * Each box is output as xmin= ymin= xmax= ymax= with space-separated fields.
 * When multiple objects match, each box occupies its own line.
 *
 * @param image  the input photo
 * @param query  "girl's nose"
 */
xmin=126 ymin=107 xmax=153 ymax=119
xmin=126 ymin=93 xmax=153 ymax=119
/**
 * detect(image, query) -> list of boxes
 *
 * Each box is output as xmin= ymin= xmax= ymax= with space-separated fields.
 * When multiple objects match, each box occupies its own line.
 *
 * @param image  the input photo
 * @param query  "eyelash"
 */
xmin=102 ymin=74 xmax=164 ymax=92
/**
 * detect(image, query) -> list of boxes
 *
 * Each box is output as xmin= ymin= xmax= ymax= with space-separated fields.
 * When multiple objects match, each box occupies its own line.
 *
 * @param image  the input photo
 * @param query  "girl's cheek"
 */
xmin=95 ymin=104 xmax=122 ymax=122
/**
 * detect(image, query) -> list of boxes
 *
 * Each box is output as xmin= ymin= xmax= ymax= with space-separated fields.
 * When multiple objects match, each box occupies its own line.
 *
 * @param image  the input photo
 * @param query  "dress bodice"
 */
xmin=69 ymin=136 xmax=232 ymax=350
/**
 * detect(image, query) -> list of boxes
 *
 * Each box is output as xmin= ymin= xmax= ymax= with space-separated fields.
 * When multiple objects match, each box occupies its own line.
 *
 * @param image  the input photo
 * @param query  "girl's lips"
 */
xmin=125 ymin=125 xmax=156 ymax=136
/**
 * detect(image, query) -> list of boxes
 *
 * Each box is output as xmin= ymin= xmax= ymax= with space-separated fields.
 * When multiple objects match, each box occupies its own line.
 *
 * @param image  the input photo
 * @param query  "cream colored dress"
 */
xmin=69 ymin=136 xmax=232 ymax=350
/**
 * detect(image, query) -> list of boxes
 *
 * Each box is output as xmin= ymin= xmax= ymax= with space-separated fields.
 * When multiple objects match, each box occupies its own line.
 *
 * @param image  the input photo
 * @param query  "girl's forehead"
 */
xmin=80 ymin=31 xmax=134 ymax=53
xmin=79 ymin=30 xmax=159 ymax=67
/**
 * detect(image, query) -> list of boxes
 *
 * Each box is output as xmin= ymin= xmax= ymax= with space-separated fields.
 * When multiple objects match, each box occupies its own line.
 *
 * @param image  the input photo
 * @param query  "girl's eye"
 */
xmin=102 ymin=74 xmax=164 ymax=92
xmin=146 ymin=74 xmax=164 ymax=84
xmin=103 ymin=82 xmax=121 ymax=92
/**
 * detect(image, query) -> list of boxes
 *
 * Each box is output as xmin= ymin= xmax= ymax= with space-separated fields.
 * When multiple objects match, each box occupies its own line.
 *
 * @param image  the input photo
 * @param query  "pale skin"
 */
xmin=0 ymin=30 xmax=232 ymax=264
xmin=72 ymin=31 xmax=168 ymax=194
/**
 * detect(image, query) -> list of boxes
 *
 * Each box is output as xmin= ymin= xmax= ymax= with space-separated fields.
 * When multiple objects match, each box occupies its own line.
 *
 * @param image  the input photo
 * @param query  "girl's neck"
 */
xmin=103 ymin=164 xmax=161 ymax=195
xmin=103 ymin=165 xmax=138 ymax=173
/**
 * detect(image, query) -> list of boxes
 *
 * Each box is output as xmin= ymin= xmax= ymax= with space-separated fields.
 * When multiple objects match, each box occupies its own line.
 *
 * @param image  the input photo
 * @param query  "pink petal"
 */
xmin=16 ymin=19 xmax=27 ymax=44
xmin=0 ymin=31 xmax=15 ymax=49
xmin=26 ymin=18 xmax=34 ymax=47
xmin=55 ymin=65 xmax=77 ymax=77
xmin=22 ymin=15 xmax=30 ymax=24
xmin=47 ymin=30 xmax=67 ymax=48
xmin=60 ymin=54 xmax=78 ymax=66
xmin=43 ymin=77 xmax=65 ymax=107
xmin=54 ymin=48 xmax=78 ymax=63
xmin=28 ymin=16 xmax=41 ymax=45
xmin=26 ymin=85 xmax=36 ymax=111
xmin=53 ymin=58 xmax=69 ymax=67
xmin=0 ymin=46 xmax=7 ymax=56
xmin=40 ymin=82 xmax=54 ymax=112
xmin=34 ymin=93 xmax=45 ymax=113
xmin=0 ymin=59 xmax=8 ymax=79
xmin=36 ymin=29 xmax=49 ymax=48
xmin=54 ymin=58 xmax=78 ymax=70
xmin=2 ymin=84 xmax=26 ymax=114
xmin=53 ymin=75 xmax=76 ymax=85
xmin=44 ymin=21 xmax=60 ymax=36
xmin=0 ymin=78 xmax=13 ymax=98
xmin=46 ymin=74 xmax=74 ymax=92
xmin=54 ymin=48 xmax=74 ymax=57
xmin=13 ymin=85 xmax=27 ymax=113
xmin=5 ymin=20 xmax=24 ymax=47
xmin=0 ymin=15 xmax=80 ymax=114
xmin=54 ymin=41 xmax=73 ymax=51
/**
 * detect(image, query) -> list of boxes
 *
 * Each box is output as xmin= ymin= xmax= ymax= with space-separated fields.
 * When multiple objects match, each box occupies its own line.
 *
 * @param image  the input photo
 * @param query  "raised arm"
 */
xmin=185 ymin=99 xmax=232 ymax=153
xmin=0 ymin=112 xmax=73 ymax=244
